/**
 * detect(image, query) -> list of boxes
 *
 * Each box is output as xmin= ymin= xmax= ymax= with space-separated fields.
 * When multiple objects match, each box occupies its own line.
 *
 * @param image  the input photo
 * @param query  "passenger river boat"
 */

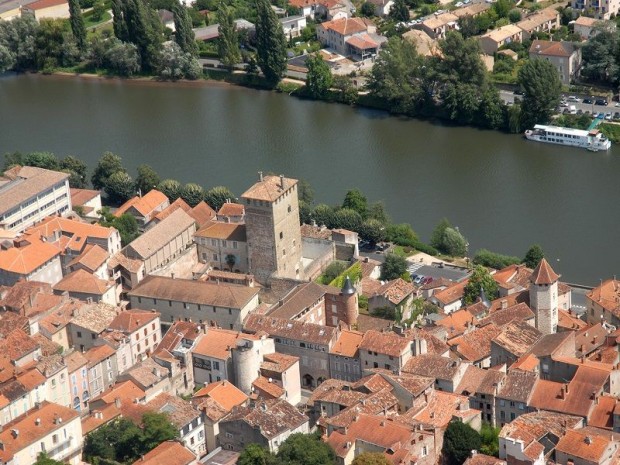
xmin=524 ymin=124 xmax=611 ymax=151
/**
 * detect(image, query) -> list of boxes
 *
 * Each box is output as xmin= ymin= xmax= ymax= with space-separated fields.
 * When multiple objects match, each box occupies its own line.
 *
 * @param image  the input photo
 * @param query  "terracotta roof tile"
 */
xmin=223 ymin=398 xmax=307 ymax=439
xmin=330 ymin=329 xmax=364 ymax=357
xmin=192 ymin=328 xmax=243 ymax=360
xmin=0 ymin=237 xmax=60 ymax=275
xmin=320 ymin=17 xmax=367 ymax=35
xmin=53 ymin=269 xmax=114 ymax=295
xmin=241 ymin=175 xmax=298 ymax=202
xmin=70 ymin=188 xmax=100 ymax=206
xmin=115 ymin=189 xmax=169 ymax=218
xmin=194 ymin=221 xmax=246 ymax=242
xmin=252 ymin=376 xmax=285 ymax=399
xmin=126 ymin=209 xmax=195 ymax=259
xmin=68 ymin=244 xmax=109 ymax=272
xmin=374 ymin=278 xmax=415 ymax=305
xmin=109 ymin=309 xmax=159 ymax=333
xmin=359 ymin=330 xmax=411 ymax=357
xmin=492 ymin=320 xmax=542 ymax=357
xmin=244 ymin=314 xmax=336 ymax=345
xmin=132 ymin=441 xmax=196 ymax=465
xmin=193 ymin=380 xmax=248 ymax=416
xmin=449 ymin=323 xmax=503 ymax=363
xmin=530 ymin=258 xmax=559 ymax=285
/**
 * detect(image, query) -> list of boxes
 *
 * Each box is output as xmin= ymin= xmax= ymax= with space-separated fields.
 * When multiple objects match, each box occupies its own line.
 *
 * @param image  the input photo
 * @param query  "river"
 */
xmin=0 ymin=73 xmax=617 ymax=285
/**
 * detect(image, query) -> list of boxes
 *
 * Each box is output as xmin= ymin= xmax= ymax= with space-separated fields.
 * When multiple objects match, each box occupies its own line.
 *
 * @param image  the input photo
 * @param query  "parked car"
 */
xmin=559 ymin=101 xmax=569 ymax=107
xmin=411 ymin=274 xmax=419 ymax=281
xmin=456 ymin=1 xmax=463 ymax=6
xmin=414 ymin=275 xmax=425 ymax=284
xmin=576 ymin=109 xmax=583 ymax=115
xmin=595 ymin=99 xmax=608 ymax=106
xmin=592 ymin=112 xmax=599 ymax=118
xmin=614 ymin=112 xmax=620 ymax=119
xmin=567 ymin=96 xmax=580 ymax=102
xmin=605 ymin=112 xmax=612 ymax=120
xmin=513 ymin=89 xmax=524 ymax=96
xmin=583 ymin=98 xmax=594 ymax=104
xmin=422 ymin=277 xmax=433 ymax=285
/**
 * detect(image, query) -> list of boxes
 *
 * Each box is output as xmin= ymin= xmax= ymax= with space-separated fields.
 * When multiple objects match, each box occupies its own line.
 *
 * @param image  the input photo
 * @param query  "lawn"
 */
xmin=84 ymin=10 xmax=111 ymax=29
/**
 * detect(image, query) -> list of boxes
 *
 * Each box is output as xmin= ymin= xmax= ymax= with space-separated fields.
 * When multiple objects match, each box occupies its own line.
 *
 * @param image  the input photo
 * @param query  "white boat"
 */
xmin=524 ymin=124 xmax=611 ymax=151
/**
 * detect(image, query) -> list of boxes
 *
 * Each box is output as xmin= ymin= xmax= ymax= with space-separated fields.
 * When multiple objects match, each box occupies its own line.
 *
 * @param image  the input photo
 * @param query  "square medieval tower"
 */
xmin=241 ymin=173 xmax=302 ymax=284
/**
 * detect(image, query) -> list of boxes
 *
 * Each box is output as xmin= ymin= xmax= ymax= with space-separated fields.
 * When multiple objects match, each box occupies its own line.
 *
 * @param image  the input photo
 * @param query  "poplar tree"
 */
xmin=255 ymin=0 xmax=287 ymax=85
xmin=68 ymin=0 xmax=86 ymax=51
xmin=111 ymin=0 xmax=129 ymax=42
xmin=172 ymin=1 xmax=198 ymax=56
xmin=217 ymin=5 xmax=240 ymax=68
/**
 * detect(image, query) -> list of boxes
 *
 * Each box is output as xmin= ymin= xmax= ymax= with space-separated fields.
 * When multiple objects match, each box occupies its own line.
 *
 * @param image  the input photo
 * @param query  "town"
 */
xmin=0 ymin=160 xmax=618 ymax=465
xmin=3 ymin=0 xmax=620 ymax=138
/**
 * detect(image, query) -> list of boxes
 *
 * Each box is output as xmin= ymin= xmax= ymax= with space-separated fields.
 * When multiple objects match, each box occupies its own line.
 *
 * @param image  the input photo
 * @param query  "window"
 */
xmin=225 ymin=432 xmax=233 ymax=439
xmin=499 ymin=399 xmax=505 ymax=407
xmin=135 ymin=333 xmax=139 ymax=341
xmin=213 ymin=361 xmax=220 ymax=370
xmin=52 ymin=434 xmax=58 ymax=445
xmin=153 ymin=334 xmax=157 ymax=343
xmin=384 ymin=364 xmax=391 ymax=370
xmin=144 ymin=328 xmax=148 ymax=336
xmin=279 ymin=232 xmax=283 ymax=239
xmin=373 ymin=362 xmax=378 ymax=368
xmin=77 ymin=331 xmax=82 ymax=338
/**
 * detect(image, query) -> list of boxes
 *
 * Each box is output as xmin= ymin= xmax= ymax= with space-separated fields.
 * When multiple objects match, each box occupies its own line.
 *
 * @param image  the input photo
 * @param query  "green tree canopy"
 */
xmin=92 ymin=151 xmax=125 ymax=190
xmin=442 ymin=421 xmax=482 ymax=465
xmin=158 ymin=179 xmax=182 ymax=201
xmin=581 ymin=27 xmax=619 ymax=85
xmin=24 ymin=151 xmax=59 ymax=170
xmin=523 ymin=244 xmax=544 ymax=269
xmin=0 ymin=16 xmax=38 ymax=71
xmin=473 ymin=249 xmax=520 ymax=270
xmin=135 ymin=164 xmax=161 ymax=195
xmin=68 ymin=0 xmax=86 ymax=50
xmin=104 ymin=170 xmax=135 ymax=205
xmin=342 ymin=188 xmax=368 ymax=218
xmin=204 ymin=185 xmax=235 ymax=210
xmin=442 ymin=227 xmax=468 ymax=256
xmin=463 ymin=264 xmax=499 ymax=305
xmin=386 ymin=223 xmax=418 ymax=246
xmin=181 ymin=182 xmax=205 ymax=207
xmin=312 ymin=204 xmax=334 ymax=228
xmin=60 ymin=155 xmax=88 ymax=188
xmin=306 ymin=53 xmax=333 ymax=99
xmin=518 ymin=58 xmax=562 ymax=128
xmin=331 ymin=208 xmax=362 ymax=231
xmin=352 ymin=452 xmax=392 ymax=465
xmin=381 ymin=253 xmax=408 ymax=281
xmin=141 ymin=412 xmax=178 ymax=451
xmin=275 ymin=432 xmax=336 ymax=465
xmin=479 ymin=423 xmax=500 ymax=457
xmin=255 ymin=0 xmax=287 ymax=85
xmin=359 ymin=219 xmax=386 ymax=244
xmin=217 ymin=4 xmax=241 ymax=67
xmin=34 ymin=453 xmax=64 ymax=465
xmin=172 ymin=1 xmax=198 ymax=55
xmin=238 ymin=443 xmax=275 ymax=465
xmin=389 ymin=0 xmax=410 ymax=22
xmin=297 ymin=179 xmax=314 ymax=204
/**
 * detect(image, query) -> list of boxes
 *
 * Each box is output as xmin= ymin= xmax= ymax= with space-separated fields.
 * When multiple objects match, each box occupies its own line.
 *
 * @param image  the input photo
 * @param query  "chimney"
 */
xmin=35 ymin=418 xmax=41 ymax=426
xmin=171 ymin=272 xmax=175 ymax=279
xmin=501 ymin=300 xmax=508 ymax=309
xmin=10 ymin=429 xmax=18 ymax=439
xmin=585 ymin=436 xmax=592 ymax=445
xmin=565 ymin=383 xmax=569 ymax=394
xmin=258 ymin=171 xmax=263 ymax=181
xmin=560 ymin=386 xmax=566 ymax=400
xmin=280 ymin=175 xmax=285 ymax=189
xmin=115 ymin=397 xmax=121 ymax=408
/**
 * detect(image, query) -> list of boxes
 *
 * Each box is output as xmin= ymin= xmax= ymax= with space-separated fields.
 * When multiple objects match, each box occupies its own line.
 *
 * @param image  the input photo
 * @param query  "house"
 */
xmin=194 ymin=222 xmax=248 ymax=273
xmin=402 ymin=354 xmax=468 ymax=392
xmin=280 ymin=15 xmax=307 ymax=38
xmin=317 ymin=17 xmax=378 ymax=58
xmin=216 ymin=202 xmax=244 ymax=223
xmin=571 ymin=0 xmax=620 ymax=20
xmin=326 ymin=414 xmax=435 ymax=465
xmin=0 ymin=166 xmax=71 ymax=233
xmin=110 ymin=209 xmax=197 ymax=289
xmin=107 ymin=309 xmax=162 ymax=365
xmin=152 ymin=199 xmax=215 ymax=229
xmin=218 ymin=398 xmax=309 ymax=452
xmin=499 ymin=411 xmax=583 ymax=465
xmin=128 ymin=275 xmax=259 ymax=329
xmin=402 ymin=29 xmax=439 ymax=57
xmin=84 ymin=344 xmax=119 ymax=400
xmin=448 ymin=323 xmax=503 ymax=368
xmin=118 ymin=357 xmax=171 ymax=402
xmin=368 ymin=278 xmax=416 ymax=319
xmin=490 ymin=320 xmax=542 ymax=367
xmin=132 ymin=441 xmax=199 ymax=465
xmin=192 ymin=380 xmax=248 ymax=451
xmin=431 ymin=280 xmax=467 ymax=313
xmin=495 ymin=370 xmax=538 ymax=425
xmin=64 ymin=350 xmax=90 ymax=412
xmin=530 ymin=40 xmax=581 ymax=87
xmin=288 ymin=0 xmax=318 ymax=19
xmin=555 ymin=427 xmax=620 ymax=465
xmin=243 ymin=314 xmax=338 ymax=389
xmin=452 ymin=2 xmax=490 ymax=19
xmin=419 ymin=12 xmax=459 ymax=39
xmin=256 ymin=352 xmax=301 ymax=405
xmin=367 ymin=0 xmax=394 ymax=17
xmin=586 ymin=278 xmax=620 ymax=327
xmin=70 ymin=188 xmax=102 ymax=220
xmin=516 ymin=7 xmax=560 ymax=40
xmin=329 ymin=328 xmax=364 ymax=382
xmin=573 ymin=16 xmax=614 ymax=39
xmin=463 ymin=453 xmax=506 ymax=465
xmin=479 ymin=25 xmax=523 ymax=55
xmin=0 ymin=401 xmax=83 ymax=465
xmin=114 ymin=189 xmax=170 ymax=228
xmin=53 ymin=269 xmax=119 ymax=305
xmin=21 ymin=0 xmax=69 ymax=19
xmin=67 ymin=301 xmax=119 ymax=351
xmin=0 ymin=236 xmax=62 ymax=286
xmin=316 ymin=0 xmax=349 ymax=20
xmin=359 ymin=330 xmax=413 ymax=374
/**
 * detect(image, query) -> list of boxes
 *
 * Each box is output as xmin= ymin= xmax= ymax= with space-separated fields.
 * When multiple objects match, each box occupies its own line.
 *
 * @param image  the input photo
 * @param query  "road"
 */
xmin=499 ymin=90 xmax=619 ymax=116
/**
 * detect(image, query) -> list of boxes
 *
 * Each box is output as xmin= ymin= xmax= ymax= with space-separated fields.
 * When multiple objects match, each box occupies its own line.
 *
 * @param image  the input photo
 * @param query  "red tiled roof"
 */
xmin=132 ymin=441 xmax=196 ymax=465
xmin=530 ymin=258 xmax=559 ymax=285
xmin=23 ymin=0 xmax=67 ymax=10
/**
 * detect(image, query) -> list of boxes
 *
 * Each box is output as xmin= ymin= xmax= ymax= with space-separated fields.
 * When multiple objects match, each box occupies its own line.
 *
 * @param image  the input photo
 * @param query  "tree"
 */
xmin=508 ymin=8 xmax=521 ymax=23
xmin=330 ymin=208 xmax=362 ymax=231
xmin=360 ymin=1 xmax=375 ymax=16
xmin=83 ymin=417 xmax=143 ymax=463
xmin=276 ymin=432 xmax=336 ymax=465
xmin=141 ymin=412 xmax=178 ymax=451
xmin=225 ymin=253 xmax=236 ymax=270
xmin=157 ymin=42 xmax=201 ymax=79
xmin=429 ymin=218 xmax=451 ymax=251
xmin=367 ymin=201 xmax=389 ymax=224
xmin=389 ymin=0 xmax=409 ymax=22
xmin=518 ymin=58 xmax=562 ymax=128
xmin=312 ymin=204 xmax=334 ymax=228
xmin=34 ymin=453 xmax=64 ymax=465
xmin=321 ymin=261 xmax=347 ymax=284
xmin=238 ymin=444 xmax=275 ymax=465
xmin=352 ymin=452 xmax=392 ymax=465
xmin=255 ymin=0 xmax=287 ymax=85
xmin=523 ymin=244 xmax=544 ymax=269
xmin=111 ymin=0 xmax=129 ymax=42
xmin=92 ymin=152 xmax=125 ymax=189
xmin=104 ymin=170 xmax=135 ymax=205
xmin=217 ymin=4 xmax=241 ymax=67
xmin=135 ymin=164 xmax=161 ymax=195
xmin=332 ymin=75 xmax=358 ymax=104
xmin=68 ymin=0 xmax=87 ymax=51
xmin=0 ymin=44 xmax=14 ymax=73
xmin=442 ymin=421 xmax=482 ymax=465
xmin=35 ymin=18 xmax=80 ymax=70
xmin=181 ymin=182 xmax=205 ymax=206
xmin=359 ymin=219 xmax=386 ymax=244
xmin=105 ymin=40 xmax=141 ymax=75
xmin=463 ymin=264 xmax=499 ymax=305
xmin=0 ymin=16 xmax=38 ymax=71
xmin=3 ymin=152 xmax=24 ymax=171
xmin=297 ymin=179 xmax=314 ymax=204
xmin=479 ymin=423 xmax=500 ymax=457
xmin=381 ymin=253 xmax=408 ymax=281
xmin=60 ymin=155 xmax=88 ymax=188
xmin=492 ymin=0 xmax=512 ymax=18
xmin=342 ymin=189 xmax=367 ymax=218
xmin=473 ymin=249 xmax=520 ymax=270
xmin=306 ymin=54 xmax=332 ymax=99
xmin=204 ymin=186 xmax=235 ymax=210
xmin=23 ymin=151 xmax=59 ymax=170
xmin=442 ymin=227 xmax=468 ymax=256
xmin=581 ymin=28 xmax=619 ymax=84
xmin=158 ymin=179 xmax=182 ymax=201
xmin=115 ymin=0 xmax=163 ymax=72
xmin=92 ymin=0 xmax=106 ymax=21
xmin=173 ymin=1 xmax=198 ymax=55
xmin=386 ymin=223 xmax=418 ymax=246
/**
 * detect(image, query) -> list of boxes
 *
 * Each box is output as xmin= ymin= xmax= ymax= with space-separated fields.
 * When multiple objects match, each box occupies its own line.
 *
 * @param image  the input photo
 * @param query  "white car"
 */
xmin=456 ymin=1 xmax=463 ymax=6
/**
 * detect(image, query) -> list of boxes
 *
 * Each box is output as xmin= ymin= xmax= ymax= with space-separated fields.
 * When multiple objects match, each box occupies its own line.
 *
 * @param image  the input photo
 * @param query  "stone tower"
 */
xmin=529 ymin=258 xmax=560 ymax=335
xmin=241 ymin=173 xmax=303 ymax=284
xmin=340 ymin=275 xmax=358 ymax=327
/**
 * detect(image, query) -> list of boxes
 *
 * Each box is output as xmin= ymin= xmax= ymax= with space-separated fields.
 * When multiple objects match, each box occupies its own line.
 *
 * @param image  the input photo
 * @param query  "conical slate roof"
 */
xmin=341 ymin=276 xmax=356 ymax=295
xmin=531 ymin=258 xmax=559 ymax=285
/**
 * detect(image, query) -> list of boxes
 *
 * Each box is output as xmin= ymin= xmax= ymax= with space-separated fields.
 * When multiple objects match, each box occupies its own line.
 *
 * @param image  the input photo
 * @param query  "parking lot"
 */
xmin=406 ymin=262 xmax=470 ymax=284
